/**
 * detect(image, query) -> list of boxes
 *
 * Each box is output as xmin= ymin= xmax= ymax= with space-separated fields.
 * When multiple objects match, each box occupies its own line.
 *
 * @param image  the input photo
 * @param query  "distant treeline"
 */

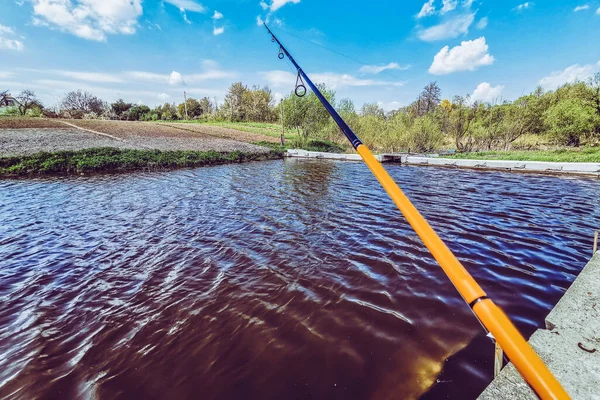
xmin=3 ymin=73 xmax=599 ymax=152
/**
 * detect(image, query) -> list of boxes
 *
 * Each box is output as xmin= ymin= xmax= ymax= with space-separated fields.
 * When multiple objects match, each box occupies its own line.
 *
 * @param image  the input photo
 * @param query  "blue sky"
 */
xmin=1 ymin=0 xmax=600 ymax=111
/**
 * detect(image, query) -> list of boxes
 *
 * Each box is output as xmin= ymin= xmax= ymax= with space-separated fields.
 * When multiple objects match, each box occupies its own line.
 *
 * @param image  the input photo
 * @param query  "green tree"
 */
xmin=446 ymin=95 xmax=477 ymax=152
xmin=159 ymin=103 xmax=178 ymax=121
xmin=177 ymin=98 xmax=202 ymax=119
xmin=544 ymin=98 xmax=596 ymax=146
xmin=127 ymin=105 xmax=151 ymax=121
xmin=361 ymin=102 xmax=385 ymax=119
xmin=407 ymin=114 xmax=443 ymax=152
xmin=111 ymin=99 xmax=133 ymax=119
xmin=222 ymin=82 xmax=248 ymax=121
xmin=281 ymin=84 xmax=335 ymax=142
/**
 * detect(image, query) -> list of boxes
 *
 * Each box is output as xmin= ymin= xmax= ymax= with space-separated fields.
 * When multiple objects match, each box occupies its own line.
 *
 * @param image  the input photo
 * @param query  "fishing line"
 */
xmin=271 ymin=26 xmax=405 ymax=82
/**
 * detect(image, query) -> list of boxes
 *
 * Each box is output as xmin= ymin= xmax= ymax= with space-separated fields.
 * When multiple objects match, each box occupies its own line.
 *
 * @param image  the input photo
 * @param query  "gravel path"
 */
xmin=0 ymin=120 xmax=272 ymax=156
xmin=0 ymin=128 xmax=137 ymax=156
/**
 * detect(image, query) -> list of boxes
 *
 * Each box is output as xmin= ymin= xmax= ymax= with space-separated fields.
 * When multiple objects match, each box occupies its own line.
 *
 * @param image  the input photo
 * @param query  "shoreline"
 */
xmin=0 ymin=147 xmax=283 ymax=178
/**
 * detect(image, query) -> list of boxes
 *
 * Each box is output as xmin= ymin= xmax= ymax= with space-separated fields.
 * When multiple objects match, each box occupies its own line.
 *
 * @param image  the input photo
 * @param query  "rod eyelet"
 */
xmin=295 ymin=85 xmax=306 ymax=97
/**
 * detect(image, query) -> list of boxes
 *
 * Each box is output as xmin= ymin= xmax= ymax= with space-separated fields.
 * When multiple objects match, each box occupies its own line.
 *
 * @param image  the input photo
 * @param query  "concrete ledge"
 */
xmin=285 ymin=150 xmax=600 ymax=177
xmin=478 ymin=252 xmax=600 ymax=399
xmin=286 ymin=149 xmax=384 ymax=162
xmin=405 ymin=157 xmax=600 ymax=176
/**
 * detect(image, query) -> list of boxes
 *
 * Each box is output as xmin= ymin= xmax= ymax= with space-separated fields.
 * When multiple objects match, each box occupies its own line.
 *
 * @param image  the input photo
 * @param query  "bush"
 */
xmin=406 ymin=115 xmax=444 ymax=153
xmin=544 ymin=98 xmax=597 ymax=146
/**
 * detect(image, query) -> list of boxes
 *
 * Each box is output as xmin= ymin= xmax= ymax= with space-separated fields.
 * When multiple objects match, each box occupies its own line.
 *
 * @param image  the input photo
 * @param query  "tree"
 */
xmin=158 ymin=103 xmax=178 ymax=120
xmin=242 ymin=86 xmax=275 ymax=122
xmin=222 ymin=82 xmax=248 ymax=121
xmin=111 ymin=99 xmax=133 ymax=119
xmin=544 ymin=98 xmax=596 ymax=146
xmin=588 ymin=72 xmax=600 ymax=136
xmin=407 ymin=114 xmax=443 ymax=152
xmin=361 ymin=102 xmax=385 ymax=119
xmin=417 ymin=81 xmax=442 ymax=116
xmin=281 ymin=83 xmax=335 ymax=141
xmin=337 ymin=98 xmax=356 ymax=115
xmin=60 ymin=90 xmax=104 ymax=117
xmin=177 ymin=97 xmax=202 ymax=119
xmin=198 ymin=97 xmax=214 ymax=115
xmin=127 ymin=105 xmax=151 ymax=121
xmin=16 ymin=90 xmax=42 ymax=116
xmin=446 ymin=95 xmax=478 ymax=152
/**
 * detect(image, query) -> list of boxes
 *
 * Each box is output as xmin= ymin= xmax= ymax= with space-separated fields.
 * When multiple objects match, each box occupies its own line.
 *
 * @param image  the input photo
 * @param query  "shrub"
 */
xmin=406 ymin=115 xmax=444 ymax=153
xmin=544 ymin=98 xmax=597 ymax=146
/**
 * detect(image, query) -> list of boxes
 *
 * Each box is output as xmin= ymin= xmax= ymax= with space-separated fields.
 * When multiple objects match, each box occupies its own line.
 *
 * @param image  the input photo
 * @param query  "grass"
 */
xmin=164 ymin=120 xmax=298 ymax=140
xmin=0 ymin=147 xmax=283 ymax=177
xmin=447 ymin=147 xmax=600 ymax=163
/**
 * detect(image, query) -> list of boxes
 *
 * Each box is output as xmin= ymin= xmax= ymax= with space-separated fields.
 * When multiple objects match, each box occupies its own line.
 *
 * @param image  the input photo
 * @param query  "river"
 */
xmin=1 ymin=159 xmax=598 ymax=399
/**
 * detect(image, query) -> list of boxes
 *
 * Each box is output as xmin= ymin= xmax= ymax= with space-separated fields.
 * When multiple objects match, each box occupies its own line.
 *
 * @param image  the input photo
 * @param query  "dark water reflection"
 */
xmin=1 ymin=159 xmax=598 ymax=399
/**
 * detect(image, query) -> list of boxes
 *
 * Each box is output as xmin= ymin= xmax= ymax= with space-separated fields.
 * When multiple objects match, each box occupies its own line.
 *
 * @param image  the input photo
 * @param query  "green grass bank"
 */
xmin=447 ymin=147 xmax=600 ymax=163
xmin=0 ymin=147 xmax=283 ymax=177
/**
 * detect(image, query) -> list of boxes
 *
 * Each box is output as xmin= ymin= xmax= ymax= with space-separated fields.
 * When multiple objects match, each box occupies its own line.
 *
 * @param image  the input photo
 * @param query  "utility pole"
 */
xmin=280 ymin=99 xmax=285 ymax=146
xmin=183 ymin=91 xmax=188 ymax=120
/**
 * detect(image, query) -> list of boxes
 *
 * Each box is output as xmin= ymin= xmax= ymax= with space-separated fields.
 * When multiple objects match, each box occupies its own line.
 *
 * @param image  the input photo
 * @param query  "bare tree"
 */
xmin=60 ymin=90 xmax=104 ymax=116
xmin=0 ymin=90 xmax=9 ymax=106
xmin=16 ymin=90 xmax=42 ymax=116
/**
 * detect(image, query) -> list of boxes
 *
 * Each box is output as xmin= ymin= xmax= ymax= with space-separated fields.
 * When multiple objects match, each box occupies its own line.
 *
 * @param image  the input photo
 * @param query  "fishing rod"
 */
xmin=263 ymin=23 xmax=569 ymax=400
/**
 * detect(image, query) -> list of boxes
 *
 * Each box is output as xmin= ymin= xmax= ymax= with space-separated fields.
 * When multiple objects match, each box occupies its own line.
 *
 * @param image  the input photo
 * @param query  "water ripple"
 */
xmin=0 ymin=159 xmax=598 ymax=399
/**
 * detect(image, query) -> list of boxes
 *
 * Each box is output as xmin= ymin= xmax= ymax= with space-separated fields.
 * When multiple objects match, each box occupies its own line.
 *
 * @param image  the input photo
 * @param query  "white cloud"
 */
xmin=539 ymin=61 xmax=600 ymax=89
xmin=574 ymin=4 xmax=589 ymax=12
xmin=596 ymin=7 xmax=600 ymax=14
xmin=50 ymin=70 xmax=123 ymax=83
xmin=163 ymin=0 xmax=204 ymax=12
xmin=441 ymin=0 xmax=458 ymax=14
xmin=418 ymin=12 xmax=475 ymax=41
xmin=256 ymin=15 xmax=264 ymax=26
xmin=30 ymin=0 xmax=143 ymax=42
xmin=359 ymin=62 xmax=410 ymax=74
xmin=158 ymin=92 xmax=170 ymax=100
xmin=212 ymin=10 xmax=223 ymax=19
xmin=261 ymin=70 xmax=404 ymax=89
xmin=213 ymin=26 xmax=224 ymax=35
xmin=377 ymin=100 xmax=404 ymax=112
xmin=0 ymin=25 xmax=15 ymax=35
xmin=462 ymin=0 xmax=474 ymax=8
xmin=180 ymin=8 xmax=191 ymax=24
xmin=514 ymin=2 xmax=534 ymax=12
xmin=471 ymin=82 xmax=504 ymax=103
xmin=417 ymin=0 xmax=436 ymax=18
xmin=0 ymin=72 xmax=16 ymax=79
xmin=429 ymin=37 xmax=495 ymax=75
xmin=0 ymin=24 xmax=24 ymax=51
xmin=261 ymin=0 xmax=300 ymax=12
xmin=476 ymin=16 xmax=488 ymax=29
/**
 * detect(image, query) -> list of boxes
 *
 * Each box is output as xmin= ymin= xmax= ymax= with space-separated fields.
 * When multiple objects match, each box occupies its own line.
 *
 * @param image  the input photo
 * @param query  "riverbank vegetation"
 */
xmin=3 ymin=73 xmax=600 ymax=156
xmin=448 ymin=148 xmax=600 ymax=163
xmin=0 ymin=148 xmax=282 ymax=177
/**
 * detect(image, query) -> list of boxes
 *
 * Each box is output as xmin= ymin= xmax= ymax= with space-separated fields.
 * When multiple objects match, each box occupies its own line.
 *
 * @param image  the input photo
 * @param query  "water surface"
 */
xmin=1 ymin=160 xmax=598 ymax=399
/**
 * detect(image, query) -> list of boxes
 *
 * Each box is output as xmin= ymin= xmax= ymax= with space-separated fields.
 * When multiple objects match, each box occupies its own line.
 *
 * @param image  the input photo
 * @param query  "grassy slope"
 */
xmin=447 ymin=148 xmax=600 ymax=163
xmin=0 ymin=148 xmax=282 ymax=176
xmin=165 ymin=120 xmax=298 ymax=140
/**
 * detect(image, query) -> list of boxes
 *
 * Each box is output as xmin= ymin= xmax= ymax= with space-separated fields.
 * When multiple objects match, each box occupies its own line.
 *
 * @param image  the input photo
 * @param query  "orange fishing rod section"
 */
xmin=264 ymin=23 xmax=570 ymax=400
